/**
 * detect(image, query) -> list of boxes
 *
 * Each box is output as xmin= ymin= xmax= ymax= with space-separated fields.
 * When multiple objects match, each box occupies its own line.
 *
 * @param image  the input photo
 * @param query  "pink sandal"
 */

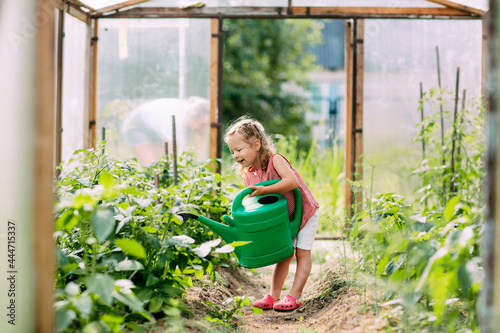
xmin=252 ymin=294 xmax=276 ymax=310
xmin=273 ymin=295 xmax=303 ymax=311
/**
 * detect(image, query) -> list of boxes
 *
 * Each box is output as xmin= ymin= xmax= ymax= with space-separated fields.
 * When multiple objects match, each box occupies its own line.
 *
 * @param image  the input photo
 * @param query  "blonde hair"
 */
xmin=224 ymin=116 xmax=276 ymax=175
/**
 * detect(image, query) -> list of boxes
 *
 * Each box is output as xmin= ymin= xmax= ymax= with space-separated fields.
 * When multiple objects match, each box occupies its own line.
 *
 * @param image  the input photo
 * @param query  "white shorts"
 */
xmin=293 ymin=209 xmax=320 ymax=250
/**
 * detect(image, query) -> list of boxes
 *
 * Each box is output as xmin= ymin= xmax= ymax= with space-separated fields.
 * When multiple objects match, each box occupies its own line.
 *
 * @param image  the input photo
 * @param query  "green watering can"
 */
xmin=192 ymin=179 xmax=302 ymax=268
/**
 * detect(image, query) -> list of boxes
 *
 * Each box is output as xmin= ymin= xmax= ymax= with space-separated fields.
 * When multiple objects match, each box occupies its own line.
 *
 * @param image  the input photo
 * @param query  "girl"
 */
xmin=224 ymin=117 xmax=320 ymax=311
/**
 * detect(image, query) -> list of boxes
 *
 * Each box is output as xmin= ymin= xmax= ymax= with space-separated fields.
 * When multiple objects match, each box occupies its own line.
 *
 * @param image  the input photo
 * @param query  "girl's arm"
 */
xmin=249 ymin=155 xmax=299 ymax=197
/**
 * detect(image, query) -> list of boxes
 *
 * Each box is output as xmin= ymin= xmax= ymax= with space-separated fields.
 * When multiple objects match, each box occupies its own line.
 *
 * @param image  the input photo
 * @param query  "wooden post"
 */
xmin=55 ymin=7 xmax=64 ymax=173
xmin=35 ymin=0 xmax=56 ymax=331
xmin=90 ymin=18 xmax=98 ymax=148
xmin=83 ymin=14 xmax=92 ymax=149
xmin=482 ymin=19 xmax=490 ymax=98
xmin=210 ymin=18 xmax=223 ymax=173
xmin=345 ymin=20 xmax=353 ymax=213
xmin=210 ymin=19 xmax=218 ymax=170
xmin=354 ymin=19 xmax=364 ymax=208
xmin=484 ymin=1 xmax=498 ymax=332
xmin=216 ymin=17 xmax=223 ymax=172
xmin=345 ymin=19 xmax=364 ymax=215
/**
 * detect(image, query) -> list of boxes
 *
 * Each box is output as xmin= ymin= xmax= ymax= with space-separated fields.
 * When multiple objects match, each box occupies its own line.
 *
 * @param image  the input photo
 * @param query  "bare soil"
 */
xmin=182 ymin=257 xmax=389 ymax=333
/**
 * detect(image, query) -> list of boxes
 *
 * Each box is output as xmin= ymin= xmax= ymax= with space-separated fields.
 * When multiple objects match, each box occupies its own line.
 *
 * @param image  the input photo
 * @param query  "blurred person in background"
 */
xmin=121 ymin=96 xmax=210 ymax=165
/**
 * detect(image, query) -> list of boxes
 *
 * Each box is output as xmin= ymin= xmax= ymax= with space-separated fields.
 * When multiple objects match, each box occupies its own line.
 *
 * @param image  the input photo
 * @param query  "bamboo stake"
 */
xmin=164 ymin=142 xmax=170 ymax=185
xmin=101 ymin=127 xmax=106 ymax=155
xmin=172 ymin=115 xmax=178 ymax=186
xmin=420 ymin=82 xmax=428 ymax=206
xmin=154 ymin=174 xmax=160 ymax=205
xmin=436 ymin=46 xmax=446 ymax=205
xmin=457 ymin=89 xmax=466 ymax=158
xmin=450 ymin=67 xmax=460 ymax=194
xmin=419 ymin=82 xmax=426 ymax=159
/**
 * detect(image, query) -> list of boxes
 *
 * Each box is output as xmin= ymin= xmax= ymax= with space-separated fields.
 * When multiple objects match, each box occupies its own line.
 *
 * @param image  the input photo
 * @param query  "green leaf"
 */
xmin=134 ymin=198 xmax=153 ymax=208
xmin=101 ymin=314 xmax=124 ymax=333
xmin=251 ymin=306 xmax=264 ymax=314
xmin=83 ymin=321 xmax=109 ymax=333
xmin=115 ymin=238 xmax=147 ymax=259
xmin=73 ymin=293 xmax=93 ymax=319
xmin=55 ymin=308 xmax=76 ymax=333
xmin=55 ymin=210 xmax=79 ymax=231
xmin=146 ymin=274 xmax=160 ymax=287
xmin=125 ymin=322 xmax=146 ymax=333
xmin=162 ymin=305 xmax=182 ymax=317
xmin=142 ymin=226 xmax=157 ymax=234
xmin=149 ymin=297 xmax=164 ymax=313
xmin=443 ymin=196 xmax=461 ymax=222
xmin=112 ymin=290 xmax=155 ymax=321
xmin=157 ymin=284 xmax=185 ymax=297
xmin=98 ymin=170 xmax=115 ymax=190
xmin=86 ymin=274 xmax=114 ymax=305
xmin=115 ymin=259 xmax=144 ymax=271
xmin=91 ymin=209 xmax=115 ymax=243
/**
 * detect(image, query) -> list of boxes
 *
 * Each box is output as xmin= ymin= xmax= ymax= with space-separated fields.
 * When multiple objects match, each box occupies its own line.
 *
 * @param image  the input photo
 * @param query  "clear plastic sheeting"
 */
xmin=451 ymin=0 xmax=488 ymax=11
xmin=363 ymin=19 xmax=482 ymax=199
xmin=292 ymin=0 xmax=442 ymax=7
xmin=97 ymin=18 xmax=211 ymax=165
xmin=76 ymin=0 xmax=488 ymax=11
xmin=62 ymin=14 xmax=86 ymax=163
xmin=135 ymin=0 xmax=288 ymax=7
xmin=80 ymin=0 xmax=127 ymax=10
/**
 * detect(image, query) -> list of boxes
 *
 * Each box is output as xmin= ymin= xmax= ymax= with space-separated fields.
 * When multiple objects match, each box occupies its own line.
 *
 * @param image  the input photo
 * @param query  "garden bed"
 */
xmin=154 ymin=258 xmax=383 ymax=333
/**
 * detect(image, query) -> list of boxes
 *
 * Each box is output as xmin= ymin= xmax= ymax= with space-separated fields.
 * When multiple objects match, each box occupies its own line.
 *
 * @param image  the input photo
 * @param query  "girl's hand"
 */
xmin=249 ymin=185 xmax=267 ymax=197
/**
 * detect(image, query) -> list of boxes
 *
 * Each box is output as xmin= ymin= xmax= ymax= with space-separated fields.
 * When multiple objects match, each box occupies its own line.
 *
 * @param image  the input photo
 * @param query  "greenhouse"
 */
xmin=1 ymin=0 xmax=499 ymax=332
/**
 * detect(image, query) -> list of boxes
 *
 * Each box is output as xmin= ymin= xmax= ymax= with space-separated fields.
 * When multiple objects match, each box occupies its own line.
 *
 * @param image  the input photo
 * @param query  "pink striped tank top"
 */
xmin=243 ymin=154 xmax=319 ymax=231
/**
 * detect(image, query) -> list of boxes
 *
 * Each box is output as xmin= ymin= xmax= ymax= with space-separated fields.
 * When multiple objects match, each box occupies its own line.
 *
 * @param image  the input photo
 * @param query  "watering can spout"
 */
xmin=193 ymin=214 xmax=239 ymax=244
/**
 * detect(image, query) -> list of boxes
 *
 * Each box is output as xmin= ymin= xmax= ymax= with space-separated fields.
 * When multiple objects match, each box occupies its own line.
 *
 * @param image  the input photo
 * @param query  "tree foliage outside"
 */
xmin=222 ymin=19 xmax=324 ymax=148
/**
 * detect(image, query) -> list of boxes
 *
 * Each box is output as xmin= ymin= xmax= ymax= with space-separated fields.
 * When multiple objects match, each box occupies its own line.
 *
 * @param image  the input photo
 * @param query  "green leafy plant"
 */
xmin=54 ymin=146 xmax=237 ymax=332
xmin=347 ymin=90 xmax=485 ymax=331
xmin=205 ymin=296 xmax=262 ymax=328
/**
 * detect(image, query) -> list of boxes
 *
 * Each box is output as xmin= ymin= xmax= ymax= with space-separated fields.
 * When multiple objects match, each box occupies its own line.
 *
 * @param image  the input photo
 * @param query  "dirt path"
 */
xmin=183 ymin=240 xmax=388 ymax=332
xmin=240 ymin=259 xmax=382 ymax=333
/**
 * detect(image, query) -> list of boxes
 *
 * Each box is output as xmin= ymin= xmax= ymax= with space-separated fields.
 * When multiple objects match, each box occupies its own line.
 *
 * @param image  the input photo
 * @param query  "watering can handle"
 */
xmin=233 ymin=179 xmax=302 ymax=239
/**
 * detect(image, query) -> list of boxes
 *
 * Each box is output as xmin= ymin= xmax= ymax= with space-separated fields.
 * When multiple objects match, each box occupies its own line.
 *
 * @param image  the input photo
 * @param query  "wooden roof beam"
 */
xmin=93 ymin=6 xmax=478 ymax=19
xmin=294 ymin=6 xmax=474 ymax=17
xmin=425 ymin=0 xmax=486 ymax=17
xmin=67 ymin=0 xmax=95 ymax=12
xmin=90 ymin=0 xmax=151 ymax=15
xmin=55 ymin=0 xmax=90 ymax=23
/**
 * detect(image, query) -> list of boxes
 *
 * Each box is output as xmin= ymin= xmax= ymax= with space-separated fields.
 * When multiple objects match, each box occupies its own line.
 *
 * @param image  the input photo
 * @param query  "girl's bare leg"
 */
xmin=288 ymin=248 xmax=312 ymax=300
xmin=270 ymin=253 xmax=294 ymax=300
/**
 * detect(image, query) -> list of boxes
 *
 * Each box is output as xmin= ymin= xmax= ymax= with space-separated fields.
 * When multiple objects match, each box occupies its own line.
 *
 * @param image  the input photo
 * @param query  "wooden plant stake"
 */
xmin=420 ymin=82 xmax=428 ymax=206
xmin=450 ymin=67 xmax=460 ymax=194
xmin=457 ymin=89 xmax=467 ymax=158
xmin=420 ymin=82 xmax=426 ymax=159
xmin=172 ymin=115 xmax=178 ymax=186
xmin=154 ymin=174 xmax=160 ymax=205
xmin=101 ymin=127 xmax=106 ymax=155
xmin=436 ymin=46 xmax=447 ymax=205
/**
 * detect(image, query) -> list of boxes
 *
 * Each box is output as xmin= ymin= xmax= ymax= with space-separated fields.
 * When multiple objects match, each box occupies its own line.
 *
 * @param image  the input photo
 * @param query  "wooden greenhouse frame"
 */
xmin=27 ymin=0 xmax=497 ymax=332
